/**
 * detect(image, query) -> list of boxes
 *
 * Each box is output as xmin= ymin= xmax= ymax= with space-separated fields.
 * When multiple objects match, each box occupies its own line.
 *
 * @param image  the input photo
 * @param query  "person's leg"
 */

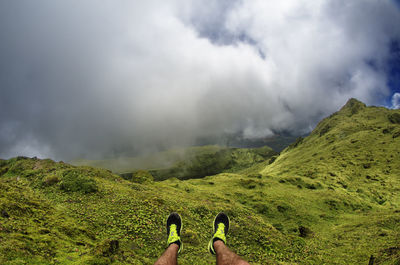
xmin=153 ymin=212 xmax=183 ymax=265
xmin=208 ymin=212 xmax=250 ymax=265
xmin=153 ymin=243 xmax=179 ymax=265
xmin=214 ymin=240 xmax=250 ymax=265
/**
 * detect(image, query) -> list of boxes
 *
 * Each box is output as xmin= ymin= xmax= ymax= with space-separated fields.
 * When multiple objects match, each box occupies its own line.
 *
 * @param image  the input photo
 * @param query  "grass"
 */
xmin=0 ymin=158 xmax=301 ymax=264
xmin=0 ymin=98 xmax=400 ymax=264
xmin=260 ymin=98 xmax=400 ymax=264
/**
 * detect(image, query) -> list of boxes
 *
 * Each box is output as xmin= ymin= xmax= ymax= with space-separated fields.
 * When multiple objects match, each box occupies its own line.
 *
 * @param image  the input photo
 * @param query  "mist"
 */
xmin=1 ymin=0 xmax=400 ymax=160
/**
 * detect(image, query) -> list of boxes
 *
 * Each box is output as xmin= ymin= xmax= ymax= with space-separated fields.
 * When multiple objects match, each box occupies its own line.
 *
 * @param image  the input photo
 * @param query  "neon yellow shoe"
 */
xmin=208 ymin=212 xmax=230 ymax=255
xmin=166 ymin=212 xmax=183 ymax=253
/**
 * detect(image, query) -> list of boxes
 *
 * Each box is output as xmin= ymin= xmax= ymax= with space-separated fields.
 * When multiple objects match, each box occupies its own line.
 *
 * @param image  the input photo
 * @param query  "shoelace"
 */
xmin=216 ymin=223 xmax=225 ymax=235
xmin=169 ymin=224 xmax=178 ymax=237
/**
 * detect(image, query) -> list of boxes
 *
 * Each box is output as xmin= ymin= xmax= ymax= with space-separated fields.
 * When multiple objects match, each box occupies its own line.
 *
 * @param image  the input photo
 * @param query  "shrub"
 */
xmin=59 ymin=170 xmax=98 ymax=193
xmin=254 ymin=203 xmax=270 ymax=215
xmin=273 ymin=223 xmax=284 ymax=231
xmin=277 ymin=205 xmax=290 ymax=213
xmin=86 ymin=257 xmax=110 ymax=265
xmin=248 ymin=173 xmax=262 ymax=179
xmin=193 ymin=205 xmax=209 ymax=217
xmin=240 ymin=179 xmax=258 ymax=189
xmin=298 ymin=226 xmax=313 ymax=238
xmin=0 ymin=166 xmax=9 ymax=176
xmin=393 ymin=130 xmax=400 ymax=138
xmin=305 ymin=183 xmax=319 ymax=190
xmin=182 ymin=230 xmax=200 ymax=245
xmin=92 ymin=239 xmax=119 ymax=257
xmin=0 ymin=159 xmax=7 ymax=168
xmin=319 ymin=124 xmax=331 ymax=136
xmin=7 ymin=160 xmax=28 ymax=176
xmin=131 ymin=170 xmax=153 ymax=184
xmin=269 ymin=156 xmax=278 ymax=164
xmin=388 ymin=113 xmax=400 ymax=124
xmin=42 ymin=175 xmax=60 ymax=186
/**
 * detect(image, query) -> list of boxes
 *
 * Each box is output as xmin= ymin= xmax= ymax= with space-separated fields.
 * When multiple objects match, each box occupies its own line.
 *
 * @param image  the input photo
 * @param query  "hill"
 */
xmin=1 ymin=98 xmax=400 ymax=264
xmin=260 ymin=98 xmax=400 ymax=264
xmin=0 ymin=157 xmax=300 ymax=265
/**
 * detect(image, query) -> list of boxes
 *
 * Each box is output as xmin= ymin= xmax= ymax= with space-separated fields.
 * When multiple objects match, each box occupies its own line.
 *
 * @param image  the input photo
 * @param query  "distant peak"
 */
xmin=343 ymin=98 xmax=366 ymax=108
xmin=339 ymin=98 xmax=366 ymax=115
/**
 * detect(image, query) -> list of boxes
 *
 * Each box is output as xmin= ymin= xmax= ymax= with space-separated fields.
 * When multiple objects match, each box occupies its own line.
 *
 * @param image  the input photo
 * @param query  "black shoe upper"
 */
xmin=166 ymin=212 xmax=182 ymax=237
xmin=213 ymin=212 xmax=229 ymax=235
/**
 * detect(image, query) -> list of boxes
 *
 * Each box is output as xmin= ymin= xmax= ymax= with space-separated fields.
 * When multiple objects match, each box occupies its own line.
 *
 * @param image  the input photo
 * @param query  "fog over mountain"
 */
xmin=1 ymin=0 xmax=400 ymax=160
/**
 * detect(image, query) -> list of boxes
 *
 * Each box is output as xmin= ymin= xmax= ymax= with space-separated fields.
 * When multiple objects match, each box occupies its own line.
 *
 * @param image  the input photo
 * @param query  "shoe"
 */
xmin=166 ymin=212 xmax=183 ymax=253
xmin=208 ymin=212 xmax=230 ymax=255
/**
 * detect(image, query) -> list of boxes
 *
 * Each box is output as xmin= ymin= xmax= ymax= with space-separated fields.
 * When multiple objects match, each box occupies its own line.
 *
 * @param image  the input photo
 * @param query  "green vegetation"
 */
xmin=0 ymin=157 xmax=297 ymax=265
xmin=261 ymin=98 xmax=400 ymax=264
xmin=59 ymin=169 xmax=98 ymax=193
xmin=1 ymin=98 xmax=399 ymax=264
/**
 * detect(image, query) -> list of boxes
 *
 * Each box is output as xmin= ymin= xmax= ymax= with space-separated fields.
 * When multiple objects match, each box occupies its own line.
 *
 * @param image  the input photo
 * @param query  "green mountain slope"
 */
xmin=1 ymin=98 xmax=399 ymax=264
xmin=260 ymin=98 xmax=400 ymax=264
xmin=0 ymin=157 xmax=303 ymax=265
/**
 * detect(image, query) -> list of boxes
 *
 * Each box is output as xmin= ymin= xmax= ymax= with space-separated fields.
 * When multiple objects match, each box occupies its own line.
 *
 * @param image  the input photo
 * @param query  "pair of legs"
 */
xmin=154 ymin=212 xmax=250 ymax=265
xmin=154 ymin=240 xmax=249 ymax=265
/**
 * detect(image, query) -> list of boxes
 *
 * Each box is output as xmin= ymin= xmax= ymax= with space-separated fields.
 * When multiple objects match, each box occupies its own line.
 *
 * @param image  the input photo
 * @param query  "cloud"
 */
xmin=392 ymin=93 xmax=400 ymax=109
xmin=0 ymin=0 xmax=399 ymax=160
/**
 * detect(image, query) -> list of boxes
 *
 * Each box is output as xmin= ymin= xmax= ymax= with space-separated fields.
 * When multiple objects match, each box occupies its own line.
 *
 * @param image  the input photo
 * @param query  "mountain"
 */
xmin=259 ymin=98 xmax=400 ymax=264
xmin=72 ymin=145 xmax=278 ymax=181
xmin=194 ymin=133 xmax=300 ymax=152
xmin=1 ymin=98 xmax=399 ymax=264
xmin=71 ymin=145 xmax=278 ymax=175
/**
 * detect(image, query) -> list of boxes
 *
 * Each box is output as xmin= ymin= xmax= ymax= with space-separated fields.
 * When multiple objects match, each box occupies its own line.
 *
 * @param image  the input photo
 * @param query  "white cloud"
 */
xmin=392 ymin=93 xmax=400 ymax=109
xmin=0 ymin=0 xmax=399 ymax=159
xmin=243 ymin=126 xmax=274 ymax=139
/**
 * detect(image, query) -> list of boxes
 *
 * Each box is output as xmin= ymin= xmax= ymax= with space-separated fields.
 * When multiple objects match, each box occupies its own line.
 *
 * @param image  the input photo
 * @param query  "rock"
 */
xmin=299 ymin=226 xmax=313 ymax=238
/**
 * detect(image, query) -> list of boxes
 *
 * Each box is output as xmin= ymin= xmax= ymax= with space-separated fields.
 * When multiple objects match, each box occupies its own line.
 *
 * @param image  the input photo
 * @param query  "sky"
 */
xmin=0 ymin=0 xmax=400 ymax=160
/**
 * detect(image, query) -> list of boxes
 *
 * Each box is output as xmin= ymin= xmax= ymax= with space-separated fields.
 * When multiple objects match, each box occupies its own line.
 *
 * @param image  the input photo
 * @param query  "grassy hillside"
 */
xmin=260 ymin=98 xmax=400 ymax=264
xmin=0 ymin=157 xmax=304 ymax=265
xmin=1 ymin=98 xmax=400 ymax=264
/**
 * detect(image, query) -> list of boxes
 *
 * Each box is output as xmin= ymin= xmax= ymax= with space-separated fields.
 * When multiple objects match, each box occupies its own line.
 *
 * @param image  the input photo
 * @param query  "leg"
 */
xmin=154 ymin=213 xmax=183 ymax=265
xmin=214 ymin=240 xmax=250 ymax=265
xmin=208 ymin=212 xmax=250 ymax=265
xmin=153 ymin=243 xmax=179 ymax=265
